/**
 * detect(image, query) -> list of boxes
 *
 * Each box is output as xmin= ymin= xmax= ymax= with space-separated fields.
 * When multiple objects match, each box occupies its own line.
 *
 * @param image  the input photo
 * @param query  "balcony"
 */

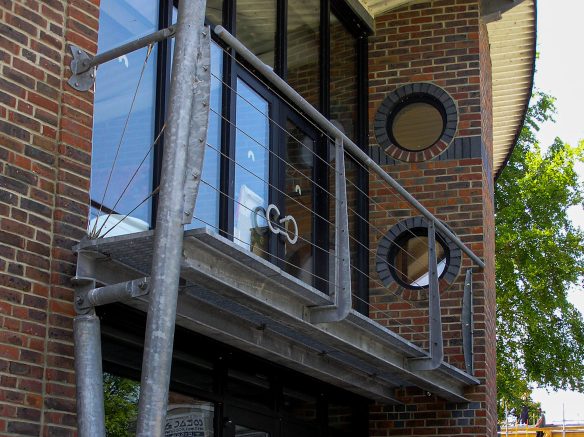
xmin=72 ymin=18 xmax=483 ymax=408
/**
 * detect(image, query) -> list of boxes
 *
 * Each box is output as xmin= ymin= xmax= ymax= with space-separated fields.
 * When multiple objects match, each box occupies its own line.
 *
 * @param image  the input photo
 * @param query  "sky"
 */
xmin=526 ymin=0 xmax=584 ymax=424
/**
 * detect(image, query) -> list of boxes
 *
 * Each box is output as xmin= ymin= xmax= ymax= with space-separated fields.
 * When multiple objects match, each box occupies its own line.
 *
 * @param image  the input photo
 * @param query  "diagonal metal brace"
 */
xmin=182 ymin=27 xmax=211 ymax=224
xmin=68 ymin=25 xmax=176 ymax=92
xmin=308 ymin=137 xmax=352 ymax=323
xmin=408 ymin=220 xmax=444 ymax=371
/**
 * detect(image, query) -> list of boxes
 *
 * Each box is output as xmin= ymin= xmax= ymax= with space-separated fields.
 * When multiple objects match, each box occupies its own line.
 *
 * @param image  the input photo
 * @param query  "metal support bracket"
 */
xmin=67 ymin=25 xmax=176 ymax=92
xmin=408 ymin=220 xmax=444 ymax=371
xmin=182 ymin=27 xmax=211 ymax=224
xmin=308 ymin=137 xmax=352 ymax=323
xmin=75 ymin=277 xmax=151 ymax=314
xmin=462 ymin=268 xmax=474 ymax=375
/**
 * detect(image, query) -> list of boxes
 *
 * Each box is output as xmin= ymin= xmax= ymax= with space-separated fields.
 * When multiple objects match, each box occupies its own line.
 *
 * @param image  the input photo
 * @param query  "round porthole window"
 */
xmin=376 ymin=217 xmax=461 ymax=292
xmin=374 ymin=83 xmax=457 ymax=162
xmin=387 ymin=226 xmax=449 ymax=289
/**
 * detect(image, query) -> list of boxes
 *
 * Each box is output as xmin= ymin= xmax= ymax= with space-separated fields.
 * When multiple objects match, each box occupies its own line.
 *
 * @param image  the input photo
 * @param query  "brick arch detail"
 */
xmin=374 ymin=83 xmax=458 ymax=163
xmin=376 ymin=216 xmax=462 ymax=301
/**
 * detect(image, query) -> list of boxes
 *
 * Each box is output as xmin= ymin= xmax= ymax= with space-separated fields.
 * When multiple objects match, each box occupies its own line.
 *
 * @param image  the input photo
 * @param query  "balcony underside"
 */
xmin=74 ymin=228 xmax=478 ymax=404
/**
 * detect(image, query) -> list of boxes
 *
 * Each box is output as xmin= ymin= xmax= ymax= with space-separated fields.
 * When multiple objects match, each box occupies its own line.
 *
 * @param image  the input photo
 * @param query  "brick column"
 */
xmin=0 ymin=0 xmax=99 ymax=434
xmin=367 ymin=1 xmax=496 ymax=435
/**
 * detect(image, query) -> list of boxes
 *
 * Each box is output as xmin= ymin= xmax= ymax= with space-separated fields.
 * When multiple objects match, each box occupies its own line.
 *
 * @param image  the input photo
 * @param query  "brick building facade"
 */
xmin=0 ymin=0 xmax=534 ymax=435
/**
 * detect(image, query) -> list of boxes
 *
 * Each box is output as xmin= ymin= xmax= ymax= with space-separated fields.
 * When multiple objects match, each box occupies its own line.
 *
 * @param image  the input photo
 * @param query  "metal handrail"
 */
xmin=213 ymin=25 xmax=485 ymax=270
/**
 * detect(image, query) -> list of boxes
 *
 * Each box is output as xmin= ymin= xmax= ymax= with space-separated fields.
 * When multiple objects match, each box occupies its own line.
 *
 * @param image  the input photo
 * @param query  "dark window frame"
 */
xmin=93 ymin=0 xmax=370 ymax=310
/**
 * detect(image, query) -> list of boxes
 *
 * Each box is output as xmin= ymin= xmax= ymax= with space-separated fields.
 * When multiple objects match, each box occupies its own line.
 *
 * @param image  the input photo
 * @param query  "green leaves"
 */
xmin=103 ymin=373 xmax=140 ymax=436
xmin=496 ymin=92 xmax=584 ymax=417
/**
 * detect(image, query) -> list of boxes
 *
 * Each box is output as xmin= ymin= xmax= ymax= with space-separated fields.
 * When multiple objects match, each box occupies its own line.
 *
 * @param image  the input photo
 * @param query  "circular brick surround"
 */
xmin=374 ymin=83 xmax=458 ymax=163
xmin=376 ymin=216 xmax=462 ymax=301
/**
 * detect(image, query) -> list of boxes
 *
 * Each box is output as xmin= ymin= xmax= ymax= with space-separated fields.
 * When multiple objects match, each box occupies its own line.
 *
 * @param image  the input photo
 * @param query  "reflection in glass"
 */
xmin=284 ymin=121 xmax=314 ymax=285
xmin=391 ymin=102 xmax=444 ymax=151
xmin=236 ymin=0 xmax=277 ymax=68
xmin=393 ymin=232 xmax=447 ymax=288
xmin=90 ymin=0 xmax=158 ymax=230
xmin=287 ymin=0 xmax=320 ymax=108
xmin=234 ymin=80 xmax=270 ymax=257
xmin=235 ymin=425 xmax=270 ymax=437
xmin=330 ymin=13 xmax=357 ymax=141
xmin=166 ymin=394 xmax=215 ymax=437
xmin=227 ymin=368 xmax=271 ymax=407
xmin=282 ymin=386 xmax=317 ymax=423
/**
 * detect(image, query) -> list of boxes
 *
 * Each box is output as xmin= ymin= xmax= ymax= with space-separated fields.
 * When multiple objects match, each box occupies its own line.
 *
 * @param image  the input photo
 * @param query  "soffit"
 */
xmin=356 ymin=0 xmax=536 ymax=177
xmin=486 ymin=0 xmax=536 ymax=176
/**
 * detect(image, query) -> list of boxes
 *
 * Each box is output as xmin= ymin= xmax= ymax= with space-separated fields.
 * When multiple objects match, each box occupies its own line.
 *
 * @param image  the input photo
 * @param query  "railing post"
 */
xmin=135 ymin=1 xmax=208 ymax=435
xmin=408 ymin=220 xmax=444 ymax=370
xmin=308 ymin=137 xmax=352 ymax=323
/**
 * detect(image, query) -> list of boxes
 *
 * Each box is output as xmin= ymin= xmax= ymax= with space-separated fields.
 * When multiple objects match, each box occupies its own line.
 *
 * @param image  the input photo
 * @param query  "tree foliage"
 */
xmin=495 ymin=92 xmax=584 ymax=416
xmin=103 ymin=372 xmax=140 ymax=436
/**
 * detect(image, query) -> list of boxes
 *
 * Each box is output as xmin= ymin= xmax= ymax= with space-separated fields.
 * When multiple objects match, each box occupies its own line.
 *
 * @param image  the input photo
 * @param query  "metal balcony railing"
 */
xmin=70 ymin=3 xmax=486 ymax=434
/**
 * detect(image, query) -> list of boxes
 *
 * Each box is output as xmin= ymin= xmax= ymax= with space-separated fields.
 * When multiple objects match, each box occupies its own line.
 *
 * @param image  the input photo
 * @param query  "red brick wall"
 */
xmin=0 ymin=0 xmax=98 ymax=434
xmin=366 ymin=0 xmax=495 ymax=436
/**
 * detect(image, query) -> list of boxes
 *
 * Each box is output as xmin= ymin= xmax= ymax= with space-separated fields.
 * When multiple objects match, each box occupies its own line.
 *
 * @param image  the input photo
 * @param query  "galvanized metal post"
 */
xmin=74 ymin=313 xmax=106 ymax=437
xmin=309 ymin=137 xmax=352 ymax=323
xmin=426 ymin=220 xmax=444 ymax=367
xmin=135 ymin=1 xmax=207 ymax=435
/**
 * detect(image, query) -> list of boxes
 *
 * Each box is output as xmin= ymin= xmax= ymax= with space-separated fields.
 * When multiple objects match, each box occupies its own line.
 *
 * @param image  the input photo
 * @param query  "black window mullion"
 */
xmin=355 ymin=34 xmax=369 ymax=316
xmin=313 ymin=0 xmax=330 ymax=293
xmin=219 ymin=0 xmax=237 ymax=238
xmin=276 ymin=0 xmax=287 ymax=79
xmin=151 ymin=0 xmax=175 ymax=228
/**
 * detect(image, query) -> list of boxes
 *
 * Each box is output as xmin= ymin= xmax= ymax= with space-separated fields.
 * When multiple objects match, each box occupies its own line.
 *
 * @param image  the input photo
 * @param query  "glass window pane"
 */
xmin=236 ymin=0 xmax=277 ymax=68
xmin=90 ymin=0 xmax=158 ymax=235
xmin=287 ymin=0 xmax=320 ymax=108
xmin=329 ymin=13 xmax=357 ymax=141
xmin=227 ymin=368 xmax=272 ymax=407
xmin=165 ymin=396 xmax=215 ymax=437
xmin=233 ymin=79 xmax=270 ymax=257
xmin=284 ymin=120 xmax=314 ymax=285
xmin=206 ymin=0 xmax=223 ymax=25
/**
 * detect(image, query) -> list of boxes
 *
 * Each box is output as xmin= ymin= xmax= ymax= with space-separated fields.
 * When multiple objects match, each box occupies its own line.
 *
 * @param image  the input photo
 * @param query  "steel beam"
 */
xmin=135 ymin=1 xmax=207 ymax=435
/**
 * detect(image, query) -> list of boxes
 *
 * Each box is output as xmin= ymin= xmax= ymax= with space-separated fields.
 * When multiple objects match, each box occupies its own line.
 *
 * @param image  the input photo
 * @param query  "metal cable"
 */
xmin=91 ymin=44 xmax=155 ymax=237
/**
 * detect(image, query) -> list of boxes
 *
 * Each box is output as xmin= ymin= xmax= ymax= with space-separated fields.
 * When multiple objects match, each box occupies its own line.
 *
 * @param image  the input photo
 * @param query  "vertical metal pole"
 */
xmin=427 ymin=220 xmax=444 ymax=368
xmin=74 ymin=313 xmax=106 ymax=437
xmin=136 ymin=1 xmax=206 ymax=435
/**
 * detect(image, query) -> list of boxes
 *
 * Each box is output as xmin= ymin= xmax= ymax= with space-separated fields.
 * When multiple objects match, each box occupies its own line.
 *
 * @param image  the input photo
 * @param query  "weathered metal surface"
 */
xmin=75 ymin=229 xmax=479 ymax=403
xmin=408 ymin=220 xmax=444 ymax=371
xmin=67 ymin=26 xmax=176 ymax=92
xmin=74 ymin=314 xmax=106 ymax=437
xmin=462 ymin=268 xmax=474 ymax=375
xmin=182 ymin=27 xmax=211 ymax=224
xmin=309 ymin=137 xmax=352 ymax=323
xmin=136 ymin=2 xmax=206 ymax=435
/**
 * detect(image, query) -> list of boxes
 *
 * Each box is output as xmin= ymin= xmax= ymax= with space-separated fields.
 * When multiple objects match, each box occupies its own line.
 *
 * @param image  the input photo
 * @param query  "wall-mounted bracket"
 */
xmin=67 ymin=25 xmax=176 ymax=92
xmin=408 ymin=220 xmax=444 ymax=371
xmin=462 ymin=268 xmax=474 ymax=374
xmin=75 ymin=277 xmax=151 ymax=314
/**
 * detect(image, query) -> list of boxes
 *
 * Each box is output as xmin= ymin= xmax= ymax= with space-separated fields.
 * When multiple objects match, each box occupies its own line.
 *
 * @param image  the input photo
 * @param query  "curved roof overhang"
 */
xmin=350 ymin=0 xmax=536 ymax=178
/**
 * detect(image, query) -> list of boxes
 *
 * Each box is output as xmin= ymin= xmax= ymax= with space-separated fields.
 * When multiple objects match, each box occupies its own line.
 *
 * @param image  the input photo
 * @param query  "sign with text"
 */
xmin=164 ymin=412 xmax=207 ymax=437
